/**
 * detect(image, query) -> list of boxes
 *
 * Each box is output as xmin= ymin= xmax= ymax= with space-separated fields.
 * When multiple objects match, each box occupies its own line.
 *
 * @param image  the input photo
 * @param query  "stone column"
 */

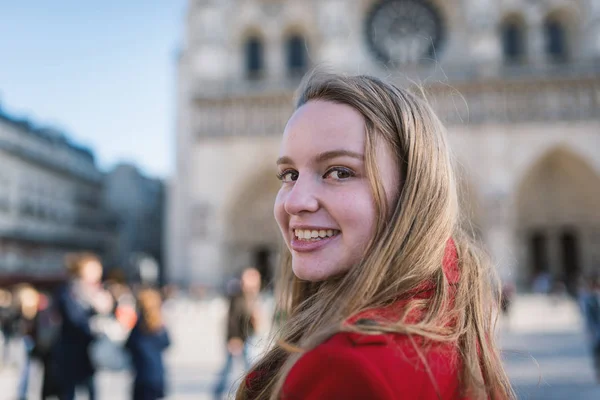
xmin=483 ymin=189 xmax=516 ymax=284
xmin=546 ymin=227 xmax=562 ymax=282
xmin=189 ymin=3 xmax=230 ymax=82
xmin=316 ymin=0 xmax=354 ymax=72
xmin=167 ymin=54 xmax=195 ymax=287
xmin=465 ymin=0 xmax=502 ymax=75
xmin=527 ymin=13 xmax=547 ymax=66
xmin=266 ymin=34 xmax=284 ymax=82
xmin=583 ymin=0 xmax=600 ymax=60
xmin=580 ymin=225 xmax=593 ymax=277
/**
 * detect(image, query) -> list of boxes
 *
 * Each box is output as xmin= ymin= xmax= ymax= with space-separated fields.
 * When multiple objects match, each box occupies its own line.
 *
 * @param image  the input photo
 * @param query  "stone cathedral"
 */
xmin=168 ymin=0 xmax=600 ymax=293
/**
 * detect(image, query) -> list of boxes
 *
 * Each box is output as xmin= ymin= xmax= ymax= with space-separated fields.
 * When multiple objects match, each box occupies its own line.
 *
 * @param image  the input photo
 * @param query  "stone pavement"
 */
xmin=498 ymin=294 xmax=600 ymax=399
xmin=0 ymin=294 xmax=598 ymax=399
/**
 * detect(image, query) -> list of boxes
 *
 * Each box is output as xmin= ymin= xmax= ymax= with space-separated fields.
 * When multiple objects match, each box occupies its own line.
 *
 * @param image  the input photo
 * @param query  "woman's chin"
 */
xmin=292 ymin=264 xmax=324 ymax=282
xmin=291 ymin=260 xmax=343 ymax=282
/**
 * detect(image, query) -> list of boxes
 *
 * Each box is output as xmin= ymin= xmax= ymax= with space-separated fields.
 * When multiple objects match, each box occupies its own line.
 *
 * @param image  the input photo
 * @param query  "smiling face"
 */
xmin=274 ymin=100 xmax=400 ymax=282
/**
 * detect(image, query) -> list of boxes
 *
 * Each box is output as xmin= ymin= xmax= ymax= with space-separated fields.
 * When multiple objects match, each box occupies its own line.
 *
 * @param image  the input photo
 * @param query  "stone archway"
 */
xmin=223 ymin=170 xmax=282 ymax=288
xmin=516 ymin=147 xmax=600 ymax=294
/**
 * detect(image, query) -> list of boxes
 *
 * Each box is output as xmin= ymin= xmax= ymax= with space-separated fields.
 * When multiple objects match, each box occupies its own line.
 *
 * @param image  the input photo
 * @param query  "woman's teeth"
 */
xmin=293 ymin=229 xmax=339 ymax=241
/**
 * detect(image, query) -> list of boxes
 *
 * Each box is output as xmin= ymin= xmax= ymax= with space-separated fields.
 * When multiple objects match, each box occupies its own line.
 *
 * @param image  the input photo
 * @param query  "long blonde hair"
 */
xmin=237 ymin=71 xmax=514 ymax=399
xmin=137 ymin=288 xmax=164 ymax=334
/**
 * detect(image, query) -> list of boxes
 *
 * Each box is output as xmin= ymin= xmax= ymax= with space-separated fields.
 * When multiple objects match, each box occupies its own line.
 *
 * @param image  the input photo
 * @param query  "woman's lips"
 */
xmin=290 ymin=233 xmax=341 ymax=253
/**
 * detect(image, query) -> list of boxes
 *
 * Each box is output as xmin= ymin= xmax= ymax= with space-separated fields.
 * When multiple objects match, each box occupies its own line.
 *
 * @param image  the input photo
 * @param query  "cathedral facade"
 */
xmin=169 ymin=0 xmax=600 ymax=292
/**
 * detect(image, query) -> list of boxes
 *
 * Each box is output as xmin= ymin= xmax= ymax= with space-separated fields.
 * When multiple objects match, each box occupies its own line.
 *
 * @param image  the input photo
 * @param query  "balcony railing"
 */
xmin=424 ymin=78 xmax=600 ymax=125
xmin=192 ymin=72 xmax=600 ymax=138
xmin=192 ymin=61 xmax=600 ymax=99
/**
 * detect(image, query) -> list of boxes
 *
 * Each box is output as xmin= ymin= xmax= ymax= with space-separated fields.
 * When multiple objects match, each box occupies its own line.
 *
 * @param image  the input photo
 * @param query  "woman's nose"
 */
xmin=283 ymin=175 xmax=319 ymax=215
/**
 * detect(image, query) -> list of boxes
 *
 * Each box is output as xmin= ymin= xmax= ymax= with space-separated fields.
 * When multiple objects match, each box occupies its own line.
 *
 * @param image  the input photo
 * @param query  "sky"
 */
xmin=0 ymin=1 xmax=188 ymax=179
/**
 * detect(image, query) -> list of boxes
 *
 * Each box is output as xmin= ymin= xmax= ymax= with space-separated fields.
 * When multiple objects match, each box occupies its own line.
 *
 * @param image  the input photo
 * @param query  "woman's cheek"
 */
xmin=340 ymin=191 xmax=377 ymax=241
xmin=274 ymin=194 xmax=288 ymax=236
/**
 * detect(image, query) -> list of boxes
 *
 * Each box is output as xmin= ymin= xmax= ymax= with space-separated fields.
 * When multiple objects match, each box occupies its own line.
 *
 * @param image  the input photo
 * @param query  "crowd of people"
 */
xmin=0 ymin=252 xmax=171 ymax=400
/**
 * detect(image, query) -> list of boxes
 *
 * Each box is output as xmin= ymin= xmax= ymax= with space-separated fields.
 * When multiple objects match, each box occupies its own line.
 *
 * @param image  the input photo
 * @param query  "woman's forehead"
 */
xmin=281 ymin=101 xmax=366 ymax=157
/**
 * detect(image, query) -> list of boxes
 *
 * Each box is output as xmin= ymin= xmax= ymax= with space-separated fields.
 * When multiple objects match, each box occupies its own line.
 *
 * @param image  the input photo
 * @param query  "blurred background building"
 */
xmin=0 ymin=106 xmax=115 ymax=287
xmin=103 ymin=163 xmax=165 ymax=285
xmin=169 ymin=0 xmax=600 ymax=292
xmin=0 ymin=106 xmax=166 ymax=287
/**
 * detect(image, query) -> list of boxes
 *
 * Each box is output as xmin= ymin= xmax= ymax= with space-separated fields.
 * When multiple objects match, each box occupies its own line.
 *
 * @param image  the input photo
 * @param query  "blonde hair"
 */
xmin=64 ymin=252 xmax=101 ymax=278
xmin=137 ymin=288 xmax=164 ymax=334
xmin=14 ymin=284 xmax=40 ymax=320
xmin=236 ymin=71 xmax=514 ymax=399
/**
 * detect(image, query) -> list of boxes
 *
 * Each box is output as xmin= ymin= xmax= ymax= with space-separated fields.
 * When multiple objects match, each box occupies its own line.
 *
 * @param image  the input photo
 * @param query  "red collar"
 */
xmin=346 ymin=239 xmax=458 ymax=325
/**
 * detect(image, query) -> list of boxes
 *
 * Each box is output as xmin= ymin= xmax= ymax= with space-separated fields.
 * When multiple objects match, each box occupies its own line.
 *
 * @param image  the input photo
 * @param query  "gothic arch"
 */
xmin=282 ymin=26 xmax=311 ymax=78
xmin=235 ymin=26 xmax=267 ymax=47
xmin=515 ymin=146 xmax=600 ymax=293
xmin=543 ymin=5 xmax=581 ymax=61
xmin=237 ymin=27 xmax=267 ymax=79
xmin=223 ymin=168 xmax=282 ymax=287
xmin=499 ymin=12 xmax=527 ymax=64
xmin=281 ymin=23 xmax=313 ymax=45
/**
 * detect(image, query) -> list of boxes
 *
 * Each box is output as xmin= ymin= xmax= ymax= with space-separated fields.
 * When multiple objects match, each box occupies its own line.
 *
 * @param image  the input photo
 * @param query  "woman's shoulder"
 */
xmin=283 ymin=329 xmax=463 ymax=399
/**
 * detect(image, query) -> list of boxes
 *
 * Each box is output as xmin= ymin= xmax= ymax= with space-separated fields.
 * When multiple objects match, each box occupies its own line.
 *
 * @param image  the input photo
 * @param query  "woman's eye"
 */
xmin=277 ymin=170 xmax=298 ymax=183
xmin=324 ymin=168 xmax=354 ymax=180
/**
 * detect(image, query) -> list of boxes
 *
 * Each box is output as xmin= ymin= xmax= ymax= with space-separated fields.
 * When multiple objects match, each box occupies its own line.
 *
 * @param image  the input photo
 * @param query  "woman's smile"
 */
xmin=290 ymin=228 xmax=342 ymax=253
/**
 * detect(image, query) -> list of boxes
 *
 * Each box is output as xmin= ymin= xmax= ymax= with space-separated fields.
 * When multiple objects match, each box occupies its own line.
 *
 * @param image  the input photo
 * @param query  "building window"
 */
xmin=501 ymin=20 xmax=525 ymax=64
xmin=245 ymin=36 xmax=264 ymax=80
xmin=545 ymin=18 xmax=568 ymax=62
xmin=286 ymin=34 xmax=308 ymax=77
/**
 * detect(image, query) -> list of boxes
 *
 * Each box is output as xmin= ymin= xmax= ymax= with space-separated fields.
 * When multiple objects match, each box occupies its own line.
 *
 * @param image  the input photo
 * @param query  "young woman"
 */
xmin=55 ymin=252 xmax=113 ymax=400
xmin=236 ymin=72 xmax=515 ymax=399
xmin=125 ymin=288 xmax=171 ymax=400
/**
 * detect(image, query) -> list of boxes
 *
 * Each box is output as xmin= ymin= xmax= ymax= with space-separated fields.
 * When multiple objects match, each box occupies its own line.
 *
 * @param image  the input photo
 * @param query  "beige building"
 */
xmin=169 ymin=0 xmax=600 ymax=292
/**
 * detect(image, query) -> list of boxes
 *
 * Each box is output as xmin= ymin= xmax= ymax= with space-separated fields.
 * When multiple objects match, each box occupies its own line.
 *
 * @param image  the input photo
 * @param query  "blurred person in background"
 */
xmin=0 ymin=288 xmax=16 ymax=368
xmin=532 ymin=270 xmax=552 ymax=294
xmin=547 ymin=275 xmax=568 ymax=306
xmin=500 ymin=281 xmax=516 ymax=329
xmin=106 ymin=281 xmax=138 ymax=331
xmin=34 ymin=290 xmax=63 ymax=400
xmin=236 ymin=72 xmax=514 ymax=399
xmin=213 ymin=267 xmax=261 ymax=400
xmin=13 ymin=284 xmax=40 ymax=400
xmin=125 ymin=288 xmax=171 ymax=400
xmin=578 ymin=274 xmax=600 ymax=382
xmin=54 ymin=252 xmax=113 ymax=400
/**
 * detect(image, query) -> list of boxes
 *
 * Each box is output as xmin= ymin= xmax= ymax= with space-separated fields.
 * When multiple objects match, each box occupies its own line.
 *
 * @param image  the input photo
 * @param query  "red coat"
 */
xmin=281 ymin=327 xmax=464 ymax=399
xmin=281 ymin=241 xmax=464 ymax=399
xmin=248 ymin=241 xmax=467 ymax=399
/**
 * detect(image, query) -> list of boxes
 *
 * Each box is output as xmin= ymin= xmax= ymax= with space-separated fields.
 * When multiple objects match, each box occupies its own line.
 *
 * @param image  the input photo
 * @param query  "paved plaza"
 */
xmin=0 ymin=294 xmax=599 ymax=399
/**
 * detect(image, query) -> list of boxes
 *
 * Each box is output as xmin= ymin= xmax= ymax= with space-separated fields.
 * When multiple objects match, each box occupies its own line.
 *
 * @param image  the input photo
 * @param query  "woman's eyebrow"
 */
xmin=315 ymin=149 xmax=364 ymax=163
xmin=276 ymin=156 xmax=293 ymax=166
xmin=276 ymin=150 xmax=364 ymax=166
